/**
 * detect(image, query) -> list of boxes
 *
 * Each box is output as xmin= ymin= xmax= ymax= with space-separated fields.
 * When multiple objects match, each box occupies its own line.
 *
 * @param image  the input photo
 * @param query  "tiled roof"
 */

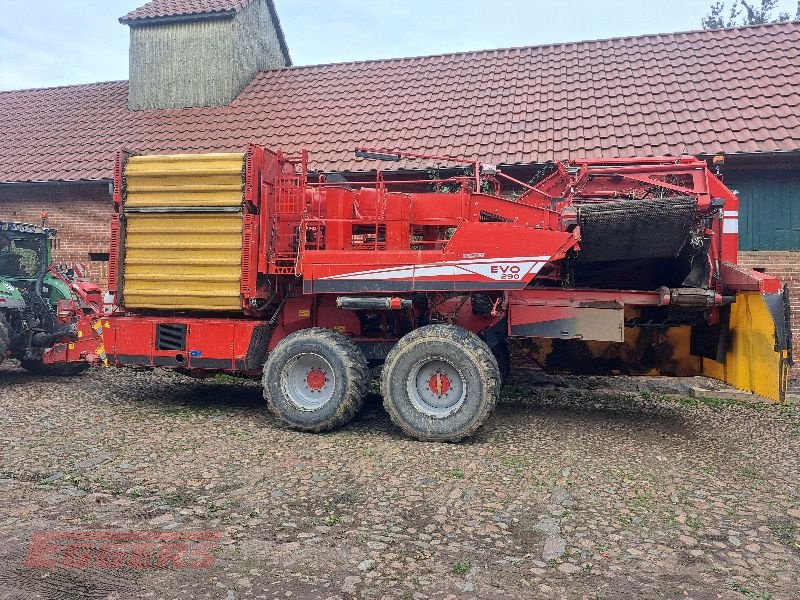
xmin=120 ymin=0 xmax=254 ymax=23
xmin=2 ymin=22 xmax=800 ymax=183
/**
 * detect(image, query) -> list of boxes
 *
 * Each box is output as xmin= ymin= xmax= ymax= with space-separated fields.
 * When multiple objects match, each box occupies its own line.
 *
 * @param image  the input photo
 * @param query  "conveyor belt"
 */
xmin=577 ymin=197 xmax=697 ymax=263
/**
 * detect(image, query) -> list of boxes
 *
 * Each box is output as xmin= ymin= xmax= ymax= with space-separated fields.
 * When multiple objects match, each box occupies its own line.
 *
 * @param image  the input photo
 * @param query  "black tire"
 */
xmin=20 ymin=359 xmax=90 ymax=376
xmin=491 ymin=339 xmax=511 ymax=387
xmin=381 ymin=324 xmax=500 ymax=442
xmin=263 ymin=328 xmax=368 ymax=433
xmin=0 ymin=319 xmax=9 ymax=366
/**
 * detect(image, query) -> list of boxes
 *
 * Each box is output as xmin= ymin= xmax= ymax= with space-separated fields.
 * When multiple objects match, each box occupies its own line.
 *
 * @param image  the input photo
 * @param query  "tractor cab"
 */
xmin=0 ymin=223 xmax=53 ymax=283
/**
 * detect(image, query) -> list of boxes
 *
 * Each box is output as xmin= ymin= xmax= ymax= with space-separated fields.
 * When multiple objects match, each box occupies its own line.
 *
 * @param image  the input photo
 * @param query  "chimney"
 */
xmin=120 ymin=0 xmax=291 ymax=111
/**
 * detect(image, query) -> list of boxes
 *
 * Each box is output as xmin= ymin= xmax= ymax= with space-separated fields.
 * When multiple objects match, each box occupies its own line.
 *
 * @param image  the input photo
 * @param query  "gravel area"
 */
xmin=0 ymin=360 xmax=799 ymax=599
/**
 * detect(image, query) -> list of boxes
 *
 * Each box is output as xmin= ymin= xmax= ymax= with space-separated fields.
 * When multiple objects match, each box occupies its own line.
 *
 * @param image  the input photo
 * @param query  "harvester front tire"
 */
xmin=381 ymin=324 xmax=500 ymax=442
xmin=263 ymin=328 xmax=368 ymax=433
xmin=20 ymin=359 xmax=90 ymax=377
xmin=0 ymin=319 xmax=9 ymax=366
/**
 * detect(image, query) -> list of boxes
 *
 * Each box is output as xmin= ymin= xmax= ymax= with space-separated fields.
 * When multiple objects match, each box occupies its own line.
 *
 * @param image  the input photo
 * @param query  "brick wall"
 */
xmin=738 ymin=250 xmax=800 ymax=379
xmin=0 ymin=182 xmax=113 ymax=287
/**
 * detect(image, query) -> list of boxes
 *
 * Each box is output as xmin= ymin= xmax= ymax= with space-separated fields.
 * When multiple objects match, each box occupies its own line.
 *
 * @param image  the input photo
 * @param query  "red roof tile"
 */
xmin=3 ymin=21 xmax=800 ymax=183
xmin=120 ymin=0 xmax=253 ymax=23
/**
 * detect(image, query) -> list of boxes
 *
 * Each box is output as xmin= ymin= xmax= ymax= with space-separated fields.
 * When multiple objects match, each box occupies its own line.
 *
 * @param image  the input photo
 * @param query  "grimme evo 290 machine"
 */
xmin=99 ymin=145 xmax=791 ymax=441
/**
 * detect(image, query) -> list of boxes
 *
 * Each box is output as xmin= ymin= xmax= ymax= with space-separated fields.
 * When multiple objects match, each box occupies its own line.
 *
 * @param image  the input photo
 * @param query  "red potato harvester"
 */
xmin=97 ymin=145 xmax=791 ymax=441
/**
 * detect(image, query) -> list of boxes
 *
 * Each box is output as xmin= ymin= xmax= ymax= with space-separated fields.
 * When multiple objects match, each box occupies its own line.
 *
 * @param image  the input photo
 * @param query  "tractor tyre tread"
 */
xmin=20 ymin=359 xmax=90 ymax=377
xmin=381 ymin=324 xmax=500 ymax=442
xmin=263 ymin=327 xmax=368 ymax=433
xmin=0 ymin=319 xmax=9 ymax=366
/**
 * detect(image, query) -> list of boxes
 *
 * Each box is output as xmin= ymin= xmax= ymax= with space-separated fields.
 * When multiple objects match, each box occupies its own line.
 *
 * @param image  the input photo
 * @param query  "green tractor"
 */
xmin=0 ymin=221 xmax=102 ymax=375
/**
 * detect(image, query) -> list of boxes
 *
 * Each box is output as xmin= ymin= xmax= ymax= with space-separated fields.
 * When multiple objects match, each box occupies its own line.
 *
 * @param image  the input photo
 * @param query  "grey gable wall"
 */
xmin=127 ymin=0 xmax=289 ymax=111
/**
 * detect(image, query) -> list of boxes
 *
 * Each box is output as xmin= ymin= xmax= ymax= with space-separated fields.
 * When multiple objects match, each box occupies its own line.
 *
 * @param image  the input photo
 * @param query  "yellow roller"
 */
xmin=122 ymin=212 xmax=243 ymax=311
xmin=120 ymin=152 xmax=247 ymax=311
xmin=124 ymin=153 xmax=245 ymax=209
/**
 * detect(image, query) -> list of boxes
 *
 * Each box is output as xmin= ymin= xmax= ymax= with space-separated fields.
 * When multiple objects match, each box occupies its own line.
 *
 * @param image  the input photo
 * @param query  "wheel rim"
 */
xmin=281 ymin=352 xmax=336 ymax=410
xmin=406 ymin=358 xmax=467 ymax=418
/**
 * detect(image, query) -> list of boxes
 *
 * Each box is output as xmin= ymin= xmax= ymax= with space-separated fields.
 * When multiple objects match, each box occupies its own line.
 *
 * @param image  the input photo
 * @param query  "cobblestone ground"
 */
xmin=0 ymin=361 xmax=798 ymax=600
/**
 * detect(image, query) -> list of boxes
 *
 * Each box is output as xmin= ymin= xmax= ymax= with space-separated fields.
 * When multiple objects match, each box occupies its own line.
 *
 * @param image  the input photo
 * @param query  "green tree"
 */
xmin=702 ymin=0 xmax=799 ymax=28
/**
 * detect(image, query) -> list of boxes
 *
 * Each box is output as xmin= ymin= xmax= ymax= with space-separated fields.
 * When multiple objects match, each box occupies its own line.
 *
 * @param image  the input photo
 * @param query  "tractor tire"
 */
xmin=0 ymin=319 xmax=9 ymax=366
xmin=263 ymin=328 xmax=369 ymax=433
xmin=381 ymin=324 xmax=500 ymax=442
xmin=20 ymin=359 xmax=90 ymax=377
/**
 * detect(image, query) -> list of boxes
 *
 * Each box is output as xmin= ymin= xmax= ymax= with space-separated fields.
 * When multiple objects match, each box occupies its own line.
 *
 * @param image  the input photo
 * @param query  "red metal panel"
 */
xmin=241 ymin=214 xmax=258 ymax=298
xmin=103 ymin=316 xmax=264 ymax=370
xmin=718 ymin=261 xmax=782 ymax=294
xmin=112 ymin=150 xmax=124 ymax=207
xmin=185 ymin=321 xmax=236 ymax=369
xmin=107 ymin=215 xmax=120 ymax=294
xmin=302 ymin=225 xmax=577 ymax=293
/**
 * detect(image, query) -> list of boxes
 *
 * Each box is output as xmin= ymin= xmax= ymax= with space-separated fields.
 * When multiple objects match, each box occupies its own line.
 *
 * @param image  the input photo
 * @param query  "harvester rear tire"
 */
xmin=0 ymin=319 xmax=9 ymax=366
xmin=381 ymin=324 xmax=500 ymax=442
xmin=20 ymin=359 xmax=90 ymax=377
xmin=263 ymin=328 xmax=368 ymax=433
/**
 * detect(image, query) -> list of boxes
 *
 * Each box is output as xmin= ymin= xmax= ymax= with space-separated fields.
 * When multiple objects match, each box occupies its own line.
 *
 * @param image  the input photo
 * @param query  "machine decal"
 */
xmin=318 ymin=256 xmax=551 ymax=282
xmin=723 ymin=210 xmax=739 ymax=234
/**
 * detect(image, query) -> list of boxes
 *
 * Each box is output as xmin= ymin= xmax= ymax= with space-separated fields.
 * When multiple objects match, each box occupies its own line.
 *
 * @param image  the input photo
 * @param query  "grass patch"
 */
xmin=499 ymin=455 xmax=536 ymax=473
xmin=324 ymin=513 xmax=341 ymax=526
xmin=453 ymin=560 xmax=471 ymax=576
xmin=686 ymin=515 xmax=703 ymax=530
xmin=630 ymin=492 xmax=655 ymax=510
xmin=208 ymin=498 xmax=238 ymax=514
xmin=211 ymin=372 xmax=245 ymax=384
xmin=768 ymin=520 xmax=797 ymax=538
xmin=667 ymin=394 xmax=773 ymax=411
xmin=730 ymin=582 xmax=773 ymax=599
xmin=742 ymin=466 xmax=762 ymax=480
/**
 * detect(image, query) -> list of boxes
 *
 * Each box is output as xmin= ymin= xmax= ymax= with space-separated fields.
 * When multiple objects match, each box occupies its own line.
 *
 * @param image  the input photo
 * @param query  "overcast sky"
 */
xmin=0 ymin=0 xmax=798 ymax=91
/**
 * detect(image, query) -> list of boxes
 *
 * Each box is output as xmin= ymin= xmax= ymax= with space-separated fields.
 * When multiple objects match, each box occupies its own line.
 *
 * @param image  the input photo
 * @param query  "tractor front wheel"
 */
xmin=381 ymin=324 xmax=500 ymax=442
xmin=0 ymin=319 xmax=9 ymax=367
xmin=20 ymin=359 xmax=90 ymax=377
xmin=263 ymin=328 xmax=369 ymax=433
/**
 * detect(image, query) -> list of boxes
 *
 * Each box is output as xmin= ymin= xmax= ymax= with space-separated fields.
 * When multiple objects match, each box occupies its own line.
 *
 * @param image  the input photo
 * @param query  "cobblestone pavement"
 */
xmin=0 ymin=361 xmax=798 ymax=599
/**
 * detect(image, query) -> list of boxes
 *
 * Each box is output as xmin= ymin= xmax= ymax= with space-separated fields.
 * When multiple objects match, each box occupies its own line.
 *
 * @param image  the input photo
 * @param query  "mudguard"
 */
xmin=0 ymin=279 xmax=25 ymax=310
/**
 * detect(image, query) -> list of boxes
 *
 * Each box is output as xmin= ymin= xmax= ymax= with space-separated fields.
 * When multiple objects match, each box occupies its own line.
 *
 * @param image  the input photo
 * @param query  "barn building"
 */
xmin=1 ymin=0 xmax=799 ymax=370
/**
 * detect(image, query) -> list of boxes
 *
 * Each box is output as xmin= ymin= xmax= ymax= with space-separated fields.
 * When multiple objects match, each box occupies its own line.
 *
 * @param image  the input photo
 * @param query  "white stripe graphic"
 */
xmin=320 ymin=256 xmax=552 ymax=281
xmin=723 ymin=219 xmax=738 ymax=233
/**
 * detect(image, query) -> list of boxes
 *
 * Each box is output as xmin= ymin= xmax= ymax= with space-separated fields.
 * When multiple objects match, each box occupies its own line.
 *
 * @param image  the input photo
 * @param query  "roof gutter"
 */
xmin=120 ymin=11 xmax=236 ymax=26
xmin=3 ymin=151 xmax=800 ymax=186
xmin=0 ymin=179 xmax=112 ymax=187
